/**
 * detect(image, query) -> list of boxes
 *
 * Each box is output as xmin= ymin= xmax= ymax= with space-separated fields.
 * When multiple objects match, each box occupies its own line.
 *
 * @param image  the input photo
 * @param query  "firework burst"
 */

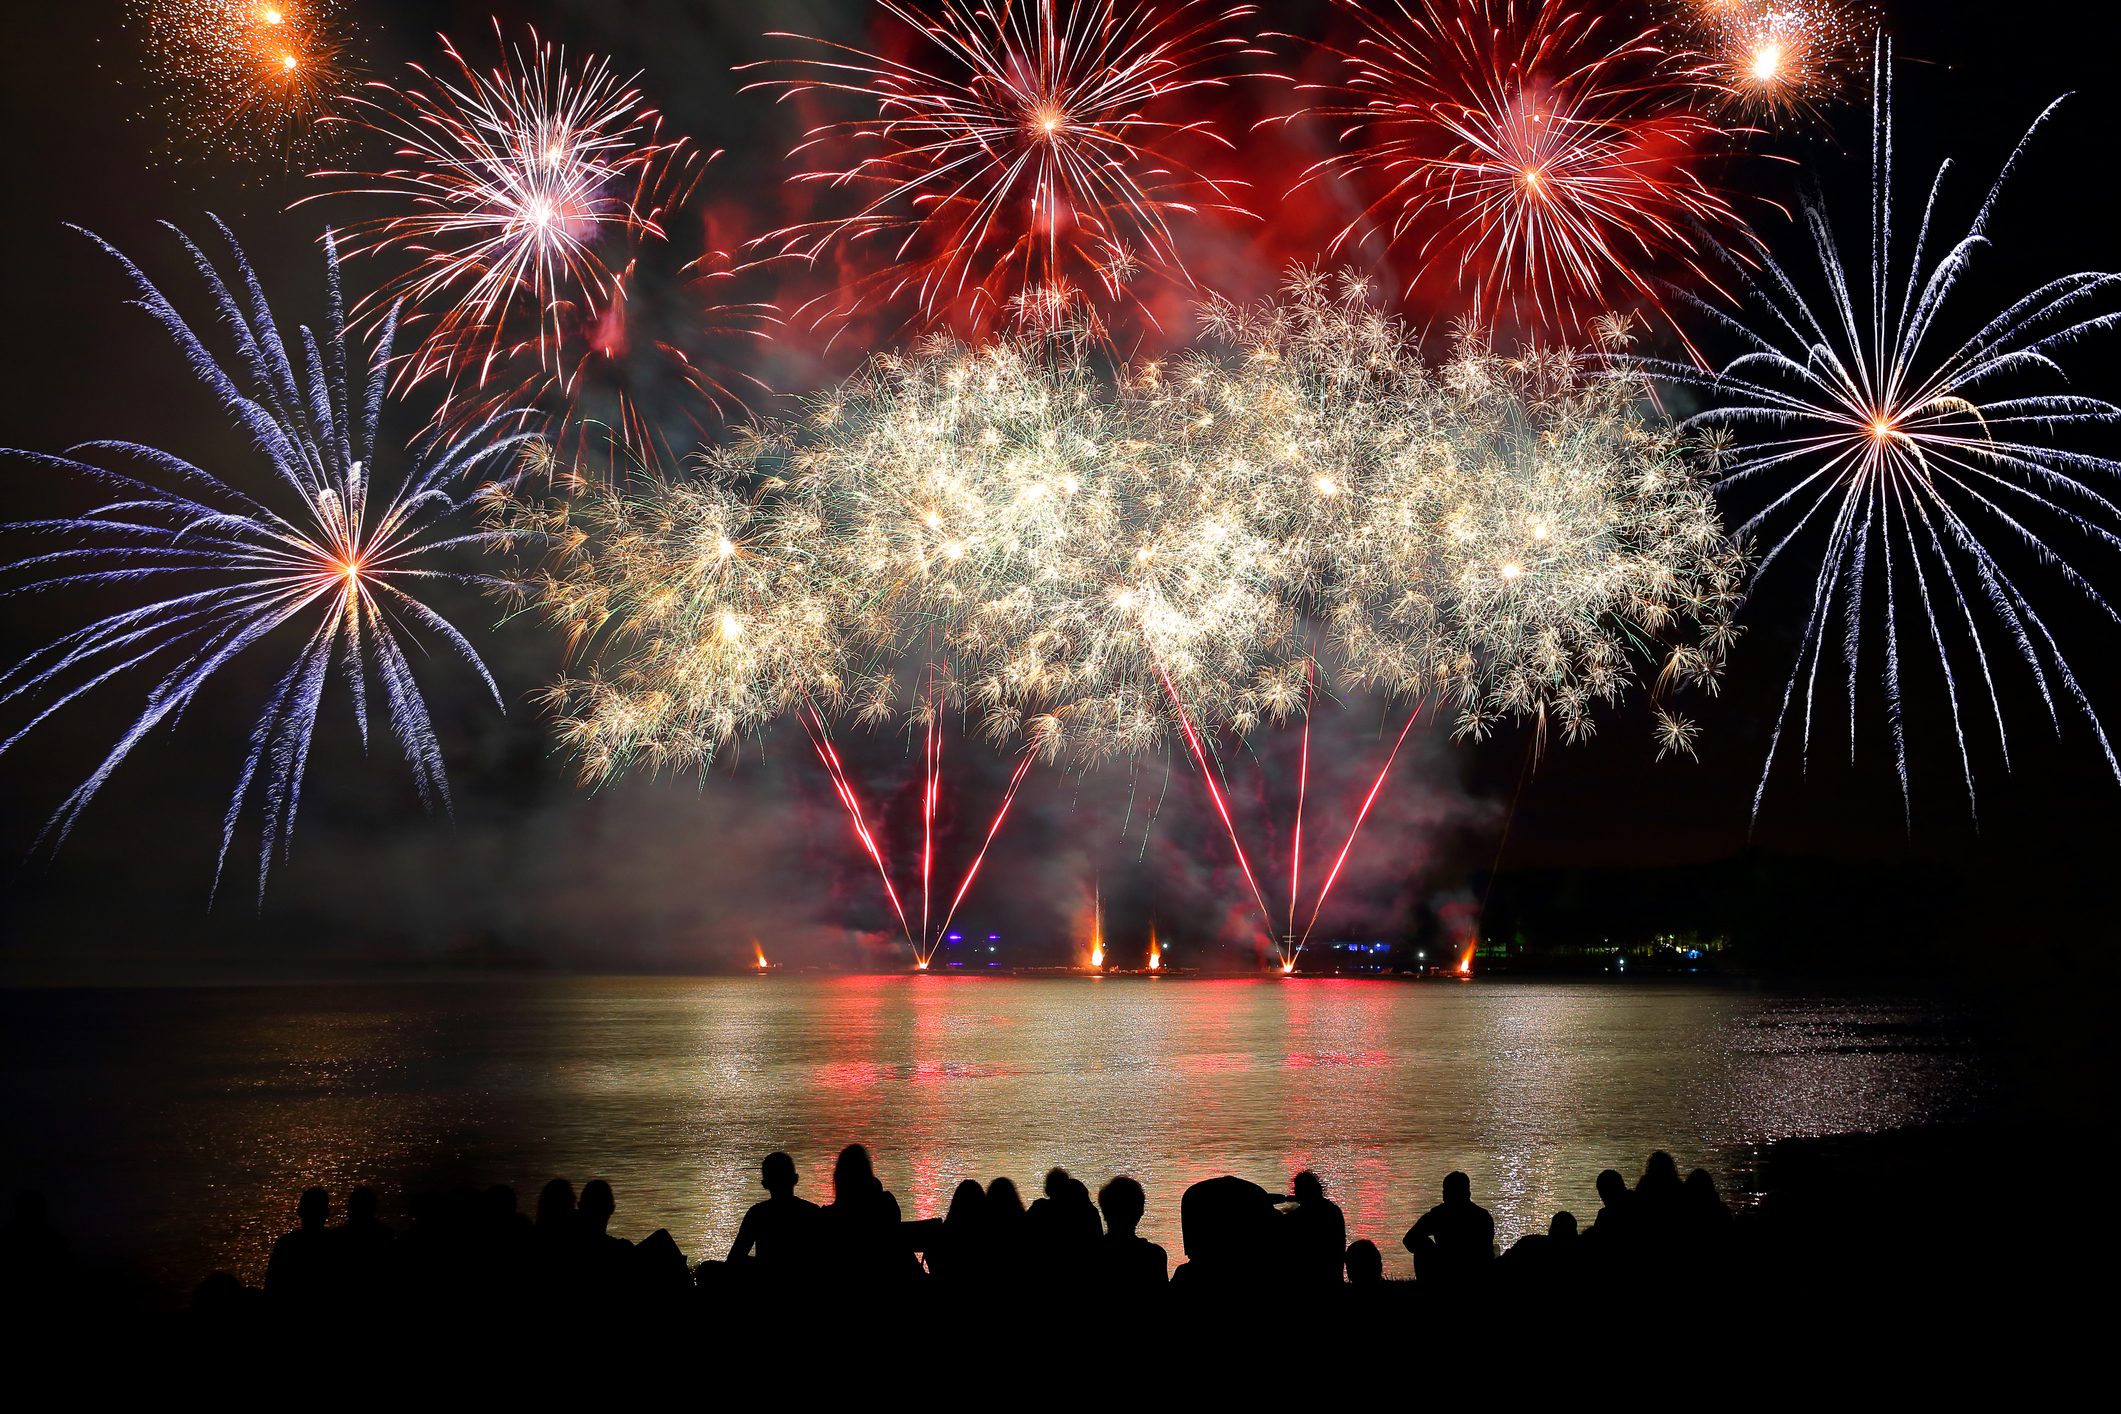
xmin=128 ymin=0 xmax=360 ymax=166
xmin=1287 ymin=0 xmax=1740 ymax=337
xmin=743 ymin=0 xmax=1258 ymax=341
xmin=1667 ymin=1 xmax=1872 ymax=123
xmin=1632 ymin=53 xmax=2121 ymax=821
xmin=309 ymin=23 xmax=703 ymax=418
xmin=498 ymin=271 xmax=1741 ymax=962
xmin=0 ymin=223 xmax=539 ymax=898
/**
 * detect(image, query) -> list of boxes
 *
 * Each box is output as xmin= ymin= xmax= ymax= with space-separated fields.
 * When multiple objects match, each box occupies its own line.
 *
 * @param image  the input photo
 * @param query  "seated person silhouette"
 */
xmin=924 ymin=1179 xmax=987 ymax=1284
xmin=265 ymin=1187 xmax=334 ymax=1306
xmin=1096 ymin=1175 xmax=1168 ymax=1291
xmin=825 ymin=1144 xmax=910 ymax=1284
xmin=1344 ymin=1238 xmax=1385 ymax=1286
xmin=1402 ymin=1171 xmax=1493 ymax=1286
xmin=333 ymin=1186 xmax=393 ymax=1298
xmin=1172 ymin=1175 xmax=1280 ymax=1295
xmin=1025 ymin=1167 xmax=1102 ymax=1285
xmin=726 ymin=1151 xmax=820 ymax=1282
xmin=1587 ymin=1169 xmax=1633 ymax=1246
xmin=576 ymin=1179 xmax=634 ymax=1293
xmin=1282 ymin=1170 xmax=1347 ymax=1288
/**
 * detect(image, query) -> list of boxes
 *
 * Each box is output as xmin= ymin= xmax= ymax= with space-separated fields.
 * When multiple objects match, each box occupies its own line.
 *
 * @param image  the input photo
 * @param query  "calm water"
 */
xmin=0 ymin=976 xmax=1983 ymax=1298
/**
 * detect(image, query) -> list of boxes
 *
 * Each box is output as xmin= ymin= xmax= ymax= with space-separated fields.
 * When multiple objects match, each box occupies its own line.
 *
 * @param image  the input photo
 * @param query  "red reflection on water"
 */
xmin=1277 ymin=979 xmax=1401 ymax=1250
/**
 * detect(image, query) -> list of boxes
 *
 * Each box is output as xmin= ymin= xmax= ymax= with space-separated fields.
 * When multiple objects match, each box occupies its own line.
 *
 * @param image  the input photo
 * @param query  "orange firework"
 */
xmin=1287 ymin=0 xmax=1740 ymax=337
xmin=742 ymin=0 xmax=1258 ymax=342
xmin=127 ymin=0 xmax=359 ymax=165
xmin=1669 ymin=1 xmax=1873 ymax=122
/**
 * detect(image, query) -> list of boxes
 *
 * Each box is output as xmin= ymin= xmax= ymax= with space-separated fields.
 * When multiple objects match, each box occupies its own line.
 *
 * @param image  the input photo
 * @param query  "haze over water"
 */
xmin=0 ymin=976 xmax=1983 ymax=1299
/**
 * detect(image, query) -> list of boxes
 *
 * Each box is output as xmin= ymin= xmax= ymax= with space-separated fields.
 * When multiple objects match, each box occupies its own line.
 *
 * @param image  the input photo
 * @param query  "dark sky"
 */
xmin=4 ymin=1 xmax=2119 ymax=976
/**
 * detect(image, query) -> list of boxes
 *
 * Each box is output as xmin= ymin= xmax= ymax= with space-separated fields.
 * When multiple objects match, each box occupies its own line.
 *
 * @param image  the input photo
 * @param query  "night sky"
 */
xmin=4 ymin=1 xmax=2119 ymax=980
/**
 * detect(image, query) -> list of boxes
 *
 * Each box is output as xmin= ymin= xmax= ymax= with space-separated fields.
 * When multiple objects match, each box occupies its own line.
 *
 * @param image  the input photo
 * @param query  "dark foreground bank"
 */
xmin=0 ymin=1121 xmax=2046 ymax=1341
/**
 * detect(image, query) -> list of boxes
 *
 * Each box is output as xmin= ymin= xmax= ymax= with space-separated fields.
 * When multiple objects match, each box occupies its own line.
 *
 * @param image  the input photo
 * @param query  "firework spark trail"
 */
xmin=1298 ymin=699 xmax=1428 ymax=951
xmin=1288 ymin=661 xmax=1312 ymax=940
xmin=743 ymin=0 xmax=1258 ymax=340
xmin=1631 ymin=45 xmax=2121 ymax=821
xmin=0 ymin=221 xmax=535 ymax=898
xmin=1156 ymin=661 xmax=1277 ymax=944
xmin=1283 ymin=0 xmax=1741 ymax=338
xmin=308 ymin=23 xmax=702 ymax=419
xmin=922 ymin=685 xmax=940 ymax=950
xmin=800 ymin=701 xmax=917 ymax=947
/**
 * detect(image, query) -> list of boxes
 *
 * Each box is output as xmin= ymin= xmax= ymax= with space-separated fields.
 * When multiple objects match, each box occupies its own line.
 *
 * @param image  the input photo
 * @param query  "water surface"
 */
xmin=0 ymin=975 xmax=1982 ymax=1297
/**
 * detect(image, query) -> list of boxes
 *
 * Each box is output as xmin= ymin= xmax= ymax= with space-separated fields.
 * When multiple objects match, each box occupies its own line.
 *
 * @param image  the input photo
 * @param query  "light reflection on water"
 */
xmin=0 ymin=976 xmax=1982 ymax=1297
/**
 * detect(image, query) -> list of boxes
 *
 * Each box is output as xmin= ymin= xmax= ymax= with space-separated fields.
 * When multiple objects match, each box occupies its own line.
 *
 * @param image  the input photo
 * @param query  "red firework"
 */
xmin=1287 ymin=0 xmax=1740 ymax=335
xmin=742 ymin=0 xmax=1259 ymax=342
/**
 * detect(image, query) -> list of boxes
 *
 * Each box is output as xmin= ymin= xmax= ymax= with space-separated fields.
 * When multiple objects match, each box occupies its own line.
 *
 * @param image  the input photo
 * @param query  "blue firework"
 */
xmin=0 ymin=221 xmax=539 ymax=898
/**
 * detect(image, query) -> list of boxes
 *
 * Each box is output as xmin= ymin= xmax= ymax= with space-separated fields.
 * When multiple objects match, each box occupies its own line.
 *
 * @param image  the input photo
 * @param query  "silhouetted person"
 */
xmin=926 ymin=1179 xmax=987 ymax=1285
xmin=1683 ymin=1169 xmax=1733 ymax=1240
xmin=825 ymin=1144 xmax=908 ymax=1285
xmin=1588 ymin=1169 xmax=1633 ymax=1243
xmin=726 ymin=1151 xmax=821 ymax=1285
xmin=1096 ymin=1175 xmax=1167 ymax=1292
xmin=1502 ymin=1210 xmax=1578 ymax=1287
xmin=1283 ymin=1170 xmax=1347 ymax=1287
xmin=265 ymin=1188 xmax=334 ymax=1307
xmin=982 ymin=1176 xmax=1028 ymax=1285
xmin=1026 ymin=1167 xmax=1101 ymax=1287
xmin=577 ymin=1179 xmax=633 ymax=1295
xmin=333 ymin=1186 xmax=393 ymax=1301
xmin=1172 ymin=1175 xmax=1280 ymax=1297
xmin=1403 ymin=1171 xmax=1493 ymax=1287
xmin=1344 ymin=1239 xmax=1384 ymax=1286
xmin=536 ymin=1178 xmax=577 ymax=1238
xmin=1633 ymin=1151 xmax=1687 ymax=1258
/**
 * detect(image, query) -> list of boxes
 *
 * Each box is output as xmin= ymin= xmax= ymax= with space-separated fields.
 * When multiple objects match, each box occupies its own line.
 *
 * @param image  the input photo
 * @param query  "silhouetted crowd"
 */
xmin=0 ymin=1143 xmax=1811 ymax=1324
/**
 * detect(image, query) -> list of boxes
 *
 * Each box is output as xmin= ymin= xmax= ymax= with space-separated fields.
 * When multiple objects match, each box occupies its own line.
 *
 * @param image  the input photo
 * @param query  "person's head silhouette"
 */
xmin=833 ymin=1144 xmax=876 ymax=1203
xmin=1043 ymin=1167 xmax=1071 ymax=1201
xmin=760 ymin=1151 xmax=799 ymax=1197
xmin=945 ymin=1179 xmax=985 ymax=1228
xmin=537 ymin=1177 xmax=576 ymax=1230
xmin=1098 ymin=1175 xmax=1146 ymax=1237
xmin=986 ymin=1176 xmax=1024 ymax=1220
xmin=580 ymin=1180 xmax=616 ymax=1235
xmin=1345 ymin=1238 xmax=1384 ymax=1284
xmin=1292 ymin=1170 xmax=1326 ymax=1204
xmin=298 ymin=1187 xmax=329 ymax=1231
xmin=1550 ymin=1211 xmax=1578 ymax=1240
xmin=1442 ymin=1171 xmax=1471 ymax=1205
xmin=1596 ymin=1169 xmax=1628 ymax=1207
xmin=1642 ymin=1151 xmax=1681 ymax=1193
